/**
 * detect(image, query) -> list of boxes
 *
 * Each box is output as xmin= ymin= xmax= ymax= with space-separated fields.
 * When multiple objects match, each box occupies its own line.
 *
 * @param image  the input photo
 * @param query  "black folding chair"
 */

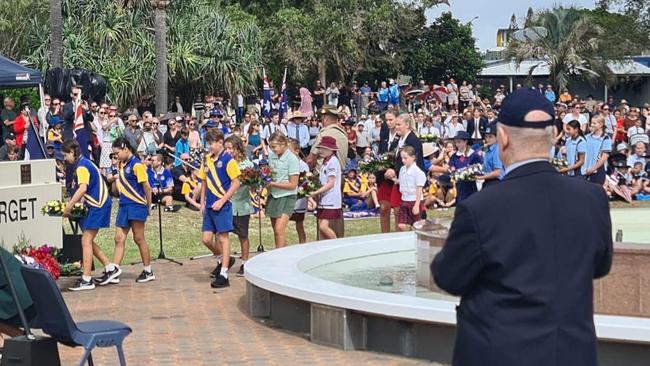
xmin=20 ymin=266 xmax=132 ymax=366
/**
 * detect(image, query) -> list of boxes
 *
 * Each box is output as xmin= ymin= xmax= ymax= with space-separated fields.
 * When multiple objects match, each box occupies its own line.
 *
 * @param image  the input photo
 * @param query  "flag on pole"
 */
xmin=74 ymin=102 xmax=90 ymax=158
xmin=278 ymin=67 xmax=288 ymax=121
xmin=262 ymin=68 xmax=272 ymax=118
xmin=23 ymin=111 xmax=46 ymax=160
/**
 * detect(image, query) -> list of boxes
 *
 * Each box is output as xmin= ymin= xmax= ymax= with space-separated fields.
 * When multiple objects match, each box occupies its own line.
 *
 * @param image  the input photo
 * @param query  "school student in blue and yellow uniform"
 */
xmin=149 ymin=154 xmax=175 ymax=211
xmin=478 ymin=122 xmax=504 ymax=188
xmin=198 ymin=129 xmax=241 ymax=289
xmin=62 ymin=140 xmax=113 ymax=292
xmin=182 ymin=166 xmax=201 ymax=210
xmin=97 ymin=137 xmax=155 ymax=285
xmin=343 ymin=168 xmax=368 ymax=211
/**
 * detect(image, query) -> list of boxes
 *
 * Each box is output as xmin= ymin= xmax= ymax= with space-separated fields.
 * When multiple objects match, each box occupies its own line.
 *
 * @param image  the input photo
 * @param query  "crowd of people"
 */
xmin=1 ymin=77 xmax=650 ymax=291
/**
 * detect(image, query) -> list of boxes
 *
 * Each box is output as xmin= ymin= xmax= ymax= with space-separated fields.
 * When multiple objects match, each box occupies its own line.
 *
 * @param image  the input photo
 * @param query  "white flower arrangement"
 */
xmin=451 ymin=164 xmax=484 ymax=182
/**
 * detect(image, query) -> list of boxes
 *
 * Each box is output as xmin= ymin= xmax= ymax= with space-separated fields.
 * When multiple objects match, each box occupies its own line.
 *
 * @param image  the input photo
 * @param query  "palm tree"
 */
xmin=507 ymin=7 xmax=611 ymax=92
xmin=50 ymin=0 xmax=64 ymax=68
xmin=152 ymin=0 xmax=169 ymax=115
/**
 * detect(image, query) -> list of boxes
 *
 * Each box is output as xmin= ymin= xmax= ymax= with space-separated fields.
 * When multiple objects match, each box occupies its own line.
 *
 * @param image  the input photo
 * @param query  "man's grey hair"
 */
xmin=500 ymin=123 xmax=555 ymax=154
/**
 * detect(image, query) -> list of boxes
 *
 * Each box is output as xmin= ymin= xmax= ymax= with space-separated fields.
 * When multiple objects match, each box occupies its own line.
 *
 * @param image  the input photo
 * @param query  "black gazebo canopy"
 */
xmin=0 ymin=55 xmax=42 ymax=89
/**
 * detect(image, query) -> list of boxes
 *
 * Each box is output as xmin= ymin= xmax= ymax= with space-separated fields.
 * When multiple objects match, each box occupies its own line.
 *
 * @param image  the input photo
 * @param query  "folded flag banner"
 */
xmin=23 ymin=111 xmax=45 ymax=160
xmin=262 ymin=68 xmax=272 ymax=119
xmin=278 ymin=67 xmax=288 ymax=121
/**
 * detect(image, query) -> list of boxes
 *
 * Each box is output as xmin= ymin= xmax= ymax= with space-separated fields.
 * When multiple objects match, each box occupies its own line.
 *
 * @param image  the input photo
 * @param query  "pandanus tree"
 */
xmin=15 ymin=0 xmax=262 ymax=109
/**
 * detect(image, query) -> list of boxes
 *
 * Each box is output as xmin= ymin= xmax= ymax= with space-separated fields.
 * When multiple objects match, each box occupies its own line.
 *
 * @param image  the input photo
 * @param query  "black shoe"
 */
xmin=236 ymin=264 xmax=245 ymax=277
xmin=210 ymin=274 xmax=230 ymax=288
xmin=94 ymin=267 xmax=122 ymax=286
xmin=135 ymin=270 xmax=156 ymax=283
xmin=69 ymin=278 xmax=95 ymax=291
xmin=164 ymin=205 xmax=174 ymax=212
xmin=209 ymin=256 xmax=236 ymax=278
xmin=210 ymin=263 xmax=221 ymax=278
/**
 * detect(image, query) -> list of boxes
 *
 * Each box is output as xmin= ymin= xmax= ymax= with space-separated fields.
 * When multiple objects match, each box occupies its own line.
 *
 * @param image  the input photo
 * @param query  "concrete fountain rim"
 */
xmin=245 ymin=231 xmax=650 ymax=344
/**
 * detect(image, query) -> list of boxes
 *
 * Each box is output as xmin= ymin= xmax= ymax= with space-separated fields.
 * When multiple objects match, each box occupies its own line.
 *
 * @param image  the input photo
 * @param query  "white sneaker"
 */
xmin=69 ymin=278 xmax=95 ymax=291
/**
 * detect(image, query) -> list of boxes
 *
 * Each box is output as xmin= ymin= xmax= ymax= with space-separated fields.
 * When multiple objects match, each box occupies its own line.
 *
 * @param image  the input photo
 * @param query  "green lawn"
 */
xmin=76 ymin=199 xmax=647 ymax=265
xmin=77 ymin=200 xmax=455 ymax=264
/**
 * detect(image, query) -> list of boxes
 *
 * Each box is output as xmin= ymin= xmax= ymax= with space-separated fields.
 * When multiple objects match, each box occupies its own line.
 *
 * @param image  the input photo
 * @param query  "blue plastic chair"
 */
xmin=20 ymin=266 xmax=132 ymax=366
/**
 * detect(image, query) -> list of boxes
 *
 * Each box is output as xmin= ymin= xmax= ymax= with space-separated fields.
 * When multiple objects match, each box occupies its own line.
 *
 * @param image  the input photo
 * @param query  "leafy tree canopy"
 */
xmin=597 ymin=0 xmax=650 ymax=33
xmin=587 ymin=3 xmax=650 ymax=58
xmin=403 ymin=12 xmax=484 ymax=85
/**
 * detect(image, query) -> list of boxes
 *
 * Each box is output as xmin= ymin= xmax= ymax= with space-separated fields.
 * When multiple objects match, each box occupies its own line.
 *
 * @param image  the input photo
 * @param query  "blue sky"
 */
xmin=425 ymin=0 xmax=597 ymax=51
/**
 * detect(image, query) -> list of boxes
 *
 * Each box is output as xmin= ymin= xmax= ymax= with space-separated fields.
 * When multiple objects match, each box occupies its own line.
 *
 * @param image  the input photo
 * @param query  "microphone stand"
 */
xmin=131 ymin=178 xmax=182 ymax=266
xmin=256 ymin=186 xmax=265 ymax=252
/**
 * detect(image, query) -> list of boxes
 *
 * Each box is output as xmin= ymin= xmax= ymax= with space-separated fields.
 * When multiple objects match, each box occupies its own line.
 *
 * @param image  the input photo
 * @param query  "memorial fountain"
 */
xmin=245 ymin=208 xmax=650 ymax=365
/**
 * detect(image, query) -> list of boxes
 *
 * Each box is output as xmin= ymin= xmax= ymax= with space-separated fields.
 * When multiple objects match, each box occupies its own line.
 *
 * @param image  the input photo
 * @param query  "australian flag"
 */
xmin=278 ymin=67 xmax=288 ymax=121
xmin=74 ymin=102 xmax=90 ymax=158
xmin=262 ymin=69 xmax=272 ymax=119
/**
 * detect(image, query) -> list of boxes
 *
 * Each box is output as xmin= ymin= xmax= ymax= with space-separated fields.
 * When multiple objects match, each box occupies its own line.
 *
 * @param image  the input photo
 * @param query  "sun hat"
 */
xmin=319 ymin=105 xmax=340 ymax=117
xmin=316 ymin=136 xmax=338 ymax=151
xmin=616 ymin=143 xmax=629 ymax=152
xmin=630 ymin=133 xmax=650 ymax=147
xmin=288 ymin=111 xmax=305 ymax=121
xmin=422 ymin=143 xmax=439 ymax=158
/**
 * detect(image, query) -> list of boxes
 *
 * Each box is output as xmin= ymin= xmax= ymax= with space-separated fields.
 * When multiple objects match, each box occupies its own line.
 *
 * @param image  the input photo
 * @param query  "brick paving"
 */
xmin=56 ymin=258 xmax=435 ymax=365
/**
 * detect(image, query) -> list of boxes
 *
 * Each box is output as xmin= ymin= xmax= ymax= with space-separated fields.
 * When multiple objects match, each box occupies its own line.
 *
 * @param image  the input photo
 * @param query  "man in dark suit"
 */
xmin=432 ymin=89 xmax=613 ymax=366
xmin=62 ymin=86 xmax=82 ymax=141
xmin=465 ymin=108 xmax=487 ymax=145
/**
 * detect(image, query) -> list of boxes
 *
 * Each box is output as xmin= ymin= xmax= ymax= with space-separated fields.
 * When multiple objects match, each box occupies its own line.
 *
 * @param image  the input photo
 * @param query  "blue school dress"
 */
xmin=75 ymin=156 xmax=111 ymax=230
xmin=449 ymin=150 xmax=483 ymax=202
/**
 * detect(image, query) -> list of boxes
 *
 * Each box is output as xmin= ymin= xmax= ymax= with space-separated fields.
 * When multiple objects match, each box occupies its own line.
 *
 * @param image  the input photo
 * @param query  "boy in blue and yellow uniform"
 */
xmin=199 ymin=129 xmax=241 ymax=289
xmin=62 ymin=140 xmax=113 ymax=291
xmin=97 ymin=137 xmax=155 ymax=285
xmin=149 ymin=154 xmax=175 ymax=211
xmin=478 ymin=122 xmax=504 ymax=188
